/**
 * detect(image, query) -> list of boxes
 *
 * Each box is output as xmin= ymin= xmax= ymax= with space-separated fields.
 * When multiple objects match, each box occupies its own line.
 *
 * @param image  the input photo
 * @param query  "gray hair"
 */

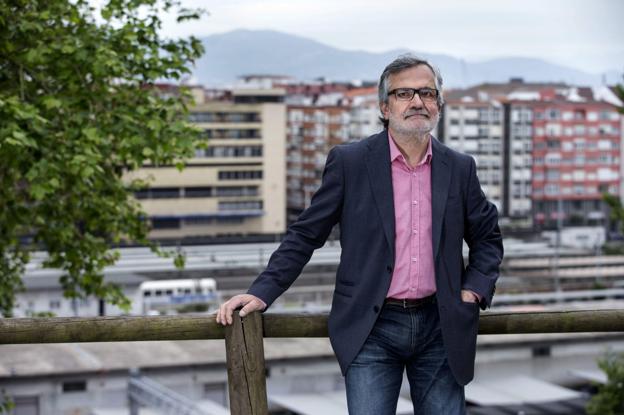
xmin=378 ymin=54 xmax=445 ymax=128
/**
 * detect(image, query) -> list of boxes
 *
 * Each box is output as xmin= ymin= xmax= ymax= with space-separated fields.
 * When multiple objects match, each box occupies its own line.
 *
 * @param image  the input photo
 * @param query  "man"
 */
xmin=217 ymin=54 xmax=503 ymax=414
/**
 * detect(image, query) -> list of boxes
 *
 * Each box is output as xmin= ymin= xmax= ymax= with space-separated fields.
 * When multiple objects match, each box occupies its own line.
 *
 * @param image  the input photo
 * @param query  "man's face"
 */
xmin=381 ymin=65 xmax=440 ymax=138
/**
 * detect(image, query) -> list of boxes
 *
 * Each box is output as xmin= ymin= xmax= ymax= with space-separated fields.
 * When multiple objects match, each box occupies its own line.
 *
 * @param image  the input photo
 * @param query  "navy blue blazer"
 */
xmin=248 ymin=130 xmax=503 ymax=385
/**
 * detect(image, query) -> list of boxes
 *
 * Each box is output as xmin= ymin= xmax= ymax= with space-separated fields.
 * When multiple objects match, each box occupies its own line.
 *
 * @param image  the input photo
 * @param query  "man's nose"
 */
xmin=408 ymin=93 xmax=424 ymax=106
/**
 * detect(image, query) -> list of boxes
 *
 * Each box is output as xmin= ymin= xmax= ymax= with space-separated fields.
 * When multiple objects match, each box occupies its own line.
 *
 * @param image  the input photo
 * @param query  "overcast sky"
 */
xmin=156 ymin=0 xmax=623 ymax=74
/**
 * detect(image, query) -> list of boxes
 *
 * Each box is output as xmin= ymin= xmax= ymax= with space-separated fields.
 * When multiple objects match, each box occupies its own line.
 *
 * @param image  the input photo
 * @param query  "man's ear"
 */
xmin=380 ymin=102 xmax=388 ymax=118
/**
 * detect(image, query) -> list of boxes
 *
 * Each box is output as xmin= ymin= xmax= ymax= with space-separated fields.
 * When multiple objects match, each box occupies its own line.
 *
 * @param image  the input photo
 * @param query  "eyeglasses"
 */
xmin=388 ymin=87 xmax=439 ymax=102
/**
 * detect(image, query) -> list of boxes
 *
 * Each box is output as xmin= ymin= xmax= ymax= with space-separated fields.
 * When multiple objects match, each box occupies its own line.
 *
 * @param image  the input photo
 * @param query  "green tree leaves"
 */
xmin=587 ymin=351 xmax=624 ymax=415
xmin=0 ymin=0 xmax=205 ymax=316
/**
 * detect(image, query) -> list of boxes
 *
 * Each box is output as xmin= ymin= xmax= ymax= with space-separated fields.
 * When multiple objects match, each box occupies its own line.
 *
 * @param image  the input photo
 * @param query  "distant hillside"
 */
xmin=191 ymin=29 xmax=620 ymax=88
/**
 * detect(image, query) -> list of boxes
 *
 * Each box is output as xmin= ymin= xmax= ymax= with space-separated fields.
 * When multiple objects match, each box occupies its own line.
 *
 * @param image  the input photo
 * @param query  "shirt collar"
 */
xmin=388 ymin=132 xmax=433 ymax=166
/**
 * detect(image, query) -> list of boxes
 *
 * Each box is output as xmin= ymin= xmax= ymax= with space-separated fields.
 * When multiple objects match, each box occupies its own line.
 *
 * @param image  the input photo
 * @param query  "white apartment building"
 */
xmin=127 ymin=88 xmax=287 ymax=242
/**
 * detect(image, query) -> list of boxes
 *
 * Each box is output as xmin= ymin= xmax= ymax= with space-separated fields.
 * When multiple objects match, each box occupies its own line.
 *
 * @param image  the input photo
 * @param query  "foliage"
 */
xmin=587 ymin=351 xmax=624 ymax=415
xmin=25 ymin=310 xmax=56 ymax=318
xmin=605 ymin=193 xmax=624 ymax=227
xmin=0 ymin=389 xmax=13 ymax=414
xmin=0 ymin=0 xmax=205 ymax=316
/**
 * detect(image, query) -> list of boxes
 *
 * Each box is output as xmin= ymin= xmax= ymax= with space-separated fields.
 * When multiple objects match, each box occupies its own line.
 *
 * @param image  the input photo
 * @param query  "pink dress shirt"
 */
xmin=386 ymin=133 xmax=436 ymax=300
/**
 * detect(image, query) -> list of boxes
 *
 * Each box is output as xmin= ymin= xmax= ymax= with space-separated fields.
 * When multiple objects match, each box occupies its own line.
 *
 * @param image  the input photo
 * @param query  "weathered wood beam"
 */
xmin=225 ymin=311 xmax=268 ymax=415
xmin=478 ymin=309 xmax=624 ymax=334
xmin=1 ymin=309 xmax=624 ymax=344
xmin=0 ymin=315 xmax=225 ymax=344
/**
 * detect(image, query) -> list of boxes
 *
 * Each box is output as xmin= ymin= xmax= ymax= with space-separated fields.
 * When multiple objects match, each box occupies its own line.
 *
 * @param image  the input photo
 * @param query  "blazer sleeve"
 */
xmin=461 ymin=156 xmax=504 ymax=309
xmin=247 ymin=146 xmax=345 ymax=308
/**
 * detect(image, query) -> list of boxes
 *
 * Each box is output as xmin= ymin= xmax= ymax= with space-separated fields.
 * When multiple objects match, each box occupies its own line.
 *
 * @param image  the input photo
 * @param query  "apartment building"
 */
xmin=130 ymin=87 xmax=287 ymax=242
xmin=531 ymin=89 xmax=622 ymax=229
xmin=285 ymin=85 xmax=381 ymax=221
xmin=442 ymin=97 xmax=505 ymax=214
xmin=286 ymin=105 xmax=351 ymax=221
xmin=442 ymin=81 xmax=623 ymax=230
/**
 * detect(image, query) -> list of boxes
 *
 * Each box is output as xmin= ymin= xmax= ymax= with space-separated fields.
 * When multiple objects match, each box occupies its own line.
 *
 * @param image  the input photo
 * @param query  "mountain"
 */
xmin=191 ymin=29 xmax=620 ymax=88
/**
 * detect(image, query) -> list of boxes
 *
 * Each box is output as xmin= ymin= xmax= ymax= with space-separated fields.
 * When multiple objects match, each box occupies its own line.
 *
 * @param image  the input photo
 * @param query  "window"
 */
xmin=546 ymin=170 xmax=560 ymax=180
xmin=135 ymin=189 xmax=149 ymax=199
xmin=150 ymin=188 xmax=179 ymax=199
xmin=185 ymin=187 xmax=213 ymax=198
xmin=49 ymin=300 xmax=61 ymax=309
xmin=215 ymin=186 xmax=259 ymax=197
xmin=547 ymin=109 xmax=560 ymax=120
xmin=151 ymin=218 xmax=181 ymax=229
xmin=545 ymin=154 xmax=561 ymax=165
xmin=189 ymin=112 xmax=261 ymax=123
xmin=63 ymin=380 xmax=87 ymax=393
xmin=545 ymin=184 xmax=559 ymax=195
xmin=135 ymin=188 xmax=187 ymax=199
xmin=185 ymin=217 xmax=214 ymax=225
xmin=202 ymin=129 xmax=261 ymax=139
xmin=218 ymin=201 xmax=263 ymax=211
xmin=203 ymin=146 xmax=263 ymax=158
xmin=218 ymin=170 xmax=263 ymax=180
xmin=546 ymin=140 xmax=560 ymax=149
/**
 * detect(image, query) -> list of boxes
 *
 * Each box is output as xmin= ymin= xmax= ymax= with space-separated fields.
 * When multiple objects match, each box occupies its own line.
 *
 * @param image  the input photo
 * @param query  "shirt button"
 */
xmin=412 ymin=230 xmax=418 ymax=234
xmin=413 ymin=173 xmax=417 ymax=177
xmin=411 ymin=257 xmax=417 ymax=262
xmin=413 ymin=200 xmax=418 ymax=205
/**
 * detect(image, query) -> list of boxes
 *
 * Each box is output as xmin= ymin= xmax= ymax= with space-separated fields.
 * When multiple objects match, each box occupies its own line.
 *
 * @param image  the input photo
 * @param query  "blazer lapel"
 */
xmin=431 ymin=137 xmax=451 ymax=260
xmin=365 ymin=131 xmax=396 ymax=259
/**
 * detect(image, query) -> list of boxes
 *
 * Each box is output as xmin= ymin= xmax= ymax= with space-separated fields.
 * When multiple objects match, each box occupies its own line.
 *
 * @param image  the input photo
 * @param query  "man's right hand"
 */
xmin=215 ymin=294 xmax=266 ymax=326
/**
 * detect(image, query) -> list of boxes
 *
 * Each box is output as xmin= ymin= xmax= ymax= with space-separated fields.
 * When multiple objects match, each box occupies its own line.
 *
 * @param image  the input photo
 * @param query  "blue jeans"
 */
xmin=345 ymin=301 xmax=465 ymax=415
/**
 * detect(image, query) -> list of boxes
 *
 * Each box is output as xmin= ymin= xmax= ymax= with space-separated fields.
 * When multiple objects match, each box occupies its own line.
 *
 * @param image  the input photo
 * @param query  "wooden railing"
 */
xmin=2 ymin=309 xmax=624 ymax=414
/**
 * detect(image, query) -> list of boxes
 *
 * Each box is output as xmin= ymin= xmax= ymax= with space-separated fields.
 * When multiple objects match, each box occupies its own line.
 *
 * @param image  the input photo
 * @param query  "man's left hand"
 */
xmin=460 ymin=289 xmax=479 ymax=304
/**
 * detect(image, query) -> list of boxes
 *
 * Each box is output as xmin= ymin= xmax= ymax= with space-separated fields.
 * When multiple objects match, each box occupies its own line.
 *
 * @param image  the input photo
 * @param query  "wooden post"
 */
xmin=224 ymin=311 xmax=268 ymax=415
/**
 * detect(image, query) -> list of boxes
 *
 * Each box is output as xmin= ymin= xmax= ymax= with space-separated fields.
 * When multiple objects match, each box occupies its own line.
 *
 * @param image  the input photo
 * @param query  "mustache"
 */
xmin=403 ymin=110 xmax=429 ymax=118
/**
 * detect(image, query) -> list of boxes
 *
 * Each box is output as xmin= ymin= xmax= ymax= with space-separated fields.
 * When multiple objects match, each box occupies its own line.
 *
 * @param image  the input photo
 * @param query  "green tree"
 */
xmin=0 ymin=389 xmax=14 ymax=414
xmin=0 ymin=0 xmax=205 ymax=316
xmin=587 ymin=351 xmax=624 ymax=415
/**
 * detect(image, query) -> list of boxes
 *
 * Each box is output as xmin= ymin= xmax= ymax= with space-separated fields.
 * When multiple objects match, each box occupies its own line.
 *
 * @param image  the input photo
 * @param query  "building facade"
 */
xmin=531 ymin=95 xmax=622 ymax=229
xmin=129 ymin=88 xmax=287 ymax=243
xmin=442 ymin=81 xmax=623 ymax=230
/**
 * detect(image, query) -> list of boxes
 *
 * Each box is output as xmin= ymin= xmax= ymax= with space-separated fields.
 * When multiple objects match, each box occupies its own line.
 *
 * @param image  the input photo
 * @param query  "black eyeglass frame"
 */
xmin=388 ymin=87 xmax=439 ymax=102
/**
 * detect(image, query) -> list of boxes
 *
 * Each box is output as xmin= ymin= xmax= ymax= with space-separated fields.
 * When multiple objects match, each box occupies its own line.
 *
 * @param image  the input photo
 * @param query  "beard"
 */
xmin=388 ymin=109 xmax=439 ymax=141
